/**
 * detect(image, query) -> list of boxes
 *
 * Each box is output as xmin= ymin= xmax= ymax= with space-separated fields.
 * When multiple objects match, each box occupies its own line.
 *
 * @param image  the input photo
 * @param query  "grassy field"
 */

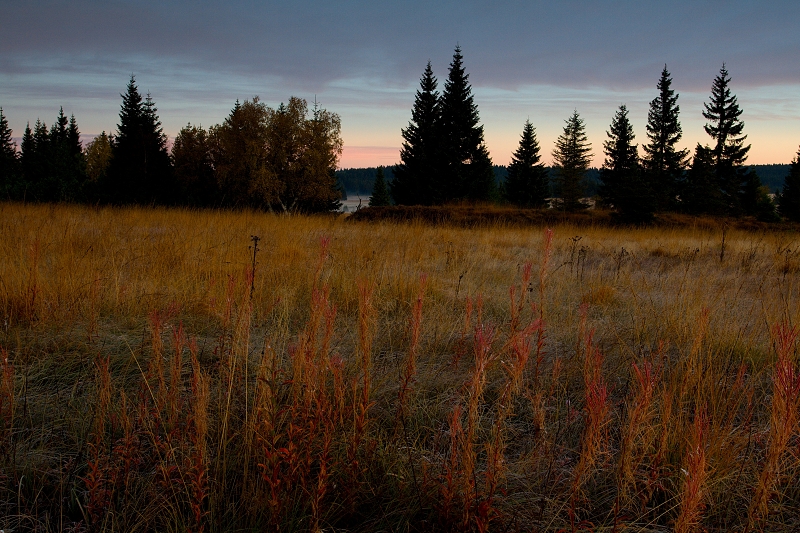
xmin=0 ymin=202 xmax=799 ymax=532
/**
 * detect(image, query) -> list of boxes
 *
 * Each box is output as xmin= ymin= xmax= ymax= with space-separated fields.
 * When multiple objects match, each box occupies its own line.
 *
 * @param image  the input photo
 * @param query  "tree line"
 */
xmin=3 ymin=56 xmax=800 ymax=221
xmin=0 ymin=77 xmax=343 ymax=212
xmin=377 ymin=48 xmax=800 ymax=222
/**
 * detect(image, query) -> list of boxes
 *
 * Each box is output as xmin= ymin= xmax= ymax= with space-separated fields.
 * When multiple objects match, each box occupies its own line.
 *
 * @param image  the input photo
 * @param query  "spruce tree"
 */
xmin=504 ymin=120 xmax=548 ymax=208
xmin=105 ymin=76 xmax=173 ymax=204
xmin=438 ymin=46 xmax=495 ymax=203
xmin=392 ymin=61 xmax=440 ymax=205
xmin=369 ymin=166 xmax=391 ymax=206
xmin=19 ymin=123 xmax=34 ymax=199
xmin=600 ymin=105 xmax=652 ymax=222
xmin=701 ymin=64 xmax=755 ymax=214
xmin=48 ymin=108 xmax=86 ymax=201
xmin=23 ymin=119 xmax=51 ymax=201
xmin=779 ymin=147 xmax=800 ymax=221
xmin=0 ymin=107 xmax=21 ymax=198
xmin=642 ymin=66 xmax=688 ymax=210
xmin=552 ymin=110 xmax=592 ymax=211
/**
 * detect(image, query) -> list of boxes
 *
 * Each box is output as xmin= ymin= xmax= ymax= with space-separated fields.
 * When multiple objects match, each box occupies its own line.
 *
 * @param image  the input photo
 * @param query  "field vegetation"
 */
xmin=1 ymin=202 xmax=799 ymax=532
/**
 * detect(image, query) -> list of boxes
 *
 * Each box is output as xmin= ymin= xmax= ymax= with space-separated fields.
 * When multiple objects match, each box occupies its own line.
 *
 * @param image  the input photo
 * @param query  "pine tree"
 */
xmin=642 ymin=66 xmax=688 ymax=210
xmin=24 ymin=119 xmax=51 ymax=201
xmin=779 ymin=147 xmax=800 ymax=221
xmin=600 ymin=105 xmax=652 ymax=222
xmin=48 ymin=108 xmax=86 ymax=201
xmin=391 ymin=61 xmax=441 ymax=205
xmin=701 ymin=64 xmax=754 ymax=214
xmin=105 ymin=76 xmax=173 ymax=204
xmin=504 ymin=120 xmax=548 ymax=208
xmin=438 ymin=46 xmax=495 ymax=203
xmin=369 ymin=166 xmax=391 ymax=206
xmin=552 ymin=110 xmax=592 ymax=211
xmin=0 ymin=107 xmax=21 ymax=198
xmin=19 ymin=123 xmax=34 ymax=199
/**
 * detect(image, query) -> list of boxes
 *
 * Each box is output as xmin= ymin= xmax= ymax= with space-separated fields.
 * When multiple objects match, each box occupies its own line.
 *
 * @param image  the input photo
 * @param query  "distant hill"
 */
xmin=751 ymin=164 xmax=790 ymax=193
xmin=337 ymin=164 xmax=790 ymax=198
xmin=336 ymin=167 xmax=395 ymax=197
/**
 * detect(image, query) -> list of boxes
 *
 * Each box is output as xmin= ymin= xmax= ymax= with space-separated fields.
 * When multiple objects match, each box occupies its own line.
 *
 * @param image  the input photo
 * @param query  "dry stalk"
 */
xmin=674 ymin=408 xmax=710 ymax=533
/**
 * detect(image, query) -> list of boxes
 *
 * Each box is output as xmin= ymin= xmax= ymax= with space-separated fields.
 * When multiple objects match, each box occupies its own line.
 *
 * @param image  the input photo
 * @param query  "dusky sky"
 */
xmin=1 ymin=0 xmax=798 ymax=167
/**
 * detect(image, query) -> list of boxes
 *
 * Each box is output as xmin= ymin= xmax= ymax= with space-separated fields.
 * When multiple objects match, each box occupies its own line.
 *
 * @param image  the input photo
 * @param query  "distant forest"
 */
xmin=337 ymin=165 xmax=791 ymax=198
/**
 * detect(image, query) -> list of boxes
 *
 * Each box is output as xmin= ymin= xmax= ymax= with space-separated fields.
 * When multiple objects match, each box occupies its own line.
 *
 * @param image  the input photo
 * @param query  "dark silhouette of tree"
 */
xmin=295 ymin=99 xmax=343 ymax=212
xmin=84 ymin=132 xmax=113 ymax=183
xmin=210 ymin=98 xmax=273 ymax=207
xmin=105 ymin=76 xmax=173 ymax=204
xmin=552 ymin=110 xmax=592 ymax=211
xmin=503 ymin=119 xmax=548 ymax=208
xmin=22 ymin=119 xmax=51 ymax=200
xmin=369 ymin=166 xmax=391 ymax=206
xmin=701 ymin=64 xmax=758 ymax=214
xmin=683 ymin=144 xmax=723 ymax=214
xmin=48 ymin=109 xmax=86 ymax=201
xmin=438 ymin=46 xmax=495 ymax=203
xmin=173 ymin=124 xmax=217 ymax=206
xmin=0 ymin=107 xmax=21 ymax=198
xmin=18 ymin=123 xmax=35 ymax=199
xmin=600 ymin=105 xmax=653 ymax=222
xmin=392 ymin=61 xmax=440 ymax=205
xmin=210 ymin=96 xmax=342 ymax=212
xmin=779 ymin=147 xmax=800 ymax=221
xmin=642 ymin=66 xmax=688 ymax=211
xmin=265 ymin=97 xmax=342 ymax=212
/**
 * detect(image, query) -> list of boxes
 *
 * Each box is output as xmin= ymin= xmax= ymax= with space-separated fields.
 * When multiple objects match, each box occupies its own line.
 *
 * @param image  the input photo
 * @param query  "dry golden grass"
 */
xmin=0 ymin=201 xmax=799 ymax=532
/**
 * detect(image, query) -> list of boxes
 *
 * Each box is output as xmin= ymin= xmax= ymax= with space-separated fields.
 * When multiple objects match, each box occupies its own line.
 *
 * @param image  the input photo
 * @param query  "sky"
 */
xmin=1 ymin=0 xmax=799 ymax=168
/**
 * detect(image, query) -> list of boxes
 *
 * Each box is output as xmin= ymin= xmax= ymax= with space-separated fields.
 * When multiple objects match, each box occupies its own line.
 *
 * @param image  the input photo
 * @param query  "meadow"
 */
xmin=0 ymin=202 xmax=799 ymax=532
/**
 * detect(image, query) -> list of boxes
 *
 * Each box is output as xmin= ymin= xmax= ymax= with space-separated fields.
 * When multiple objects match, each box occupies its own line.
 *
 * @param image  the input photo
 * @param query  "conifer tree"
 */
xmin=19 ymin=123 xmax=35 ymax=199
xmin=0 ymin=107 xmax=21 ymax=198
xmin=392 ymin=61 xmax=440 ymax=205
xmin=552 ymin=110 xmax=592 ymax=211
xmin=105 ymin=76 xmax=173 ymax=204
xmin=642 ymin=66 xmax=688 ymax=210
xmin=504 ymin=119 xmax=548 ymax=208
xmin=48 ymin=108 xmax=86 ymax=201
xmin=701 ymin=64 xmax=757 ymax=214
xmin=22 ymin=119 xmax=51 ymax=201
xmin=438 ymin=46 xmax=495 ymax=203
xmin=779 ymin=147 xmax=800 ymax=221
xmin=600 ymin=105 xmax=652 ymax=222
xmin=369 ymin=166 xmax=391 ymax=206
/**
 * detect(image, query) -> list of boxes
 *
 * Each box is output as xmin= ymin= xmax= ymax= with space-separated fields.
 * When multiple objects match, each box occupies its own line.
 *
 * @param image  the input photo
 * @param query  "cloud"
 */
xmin=2 ymin=1 xmax=799 ymax=164
xmin=3 ymin=1 xmax=799 ymax=91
